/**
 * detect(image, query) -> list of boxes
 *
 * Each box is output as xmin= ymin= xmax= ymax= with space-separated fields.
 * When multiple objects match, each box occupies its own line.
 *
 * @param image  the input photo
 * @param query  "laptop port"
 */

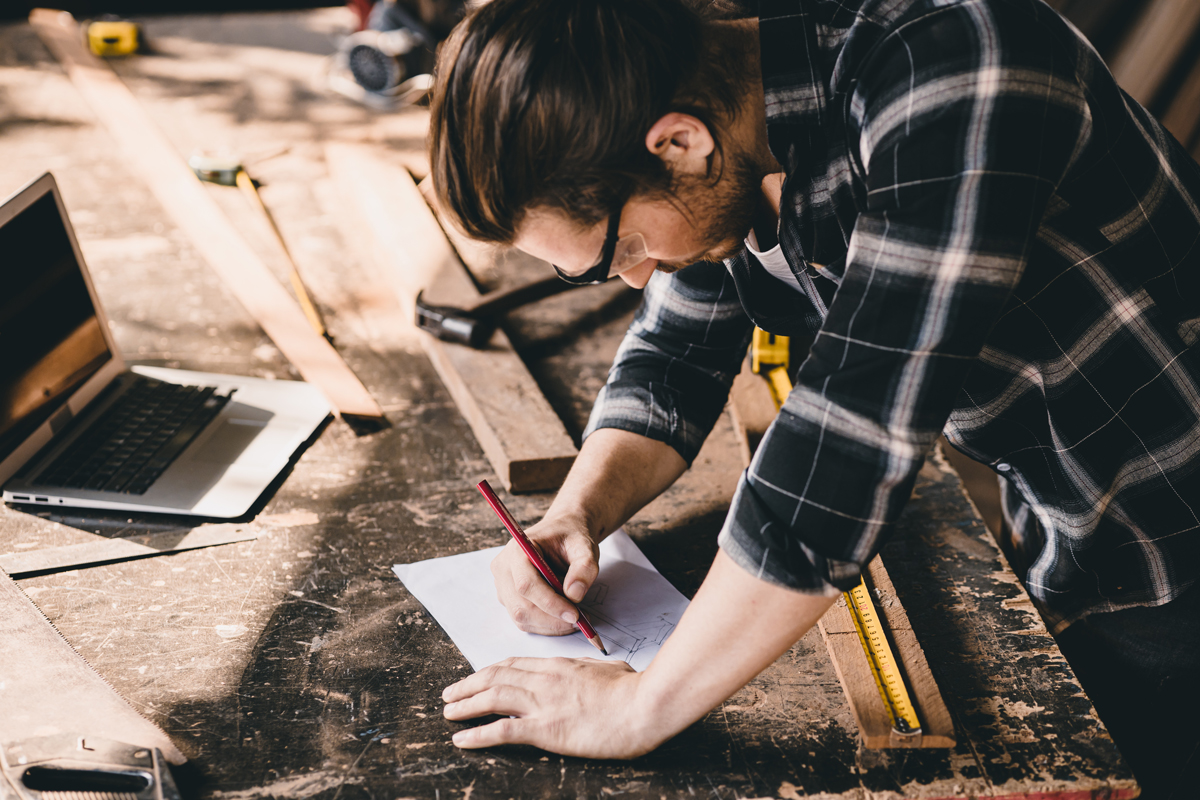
xmin=12 ymin=495 xmax=30 ymax=501
xmin=35 ymin=497 xmax=48 ymax=503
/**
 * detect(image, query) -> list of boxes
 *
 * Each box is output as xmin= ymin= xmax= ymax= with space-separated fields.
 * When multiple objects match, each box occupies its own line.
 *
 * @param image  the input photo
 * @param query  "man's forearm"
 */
xmin=633 ymin=549 xmax=837 ymax=745
xmin=544 ymin=428 xmax=688 ymax=542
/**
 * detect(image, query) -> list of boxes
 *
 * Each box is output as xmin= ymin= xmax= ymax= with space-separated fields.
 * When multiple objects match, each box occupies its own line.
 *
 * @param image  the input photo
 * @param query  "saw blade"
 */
xmin=0 ymin=569 xmax=186 ymax=765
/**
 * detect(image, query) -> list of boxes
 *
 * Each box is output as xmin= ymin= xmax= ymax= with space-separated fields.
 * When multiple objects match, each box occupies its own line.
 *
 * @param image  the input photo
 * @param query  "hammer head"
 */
xmin=187 ymin=154 xmax=241 ymax=186
xmin=415 ymin=292 xmax=496 ymax=348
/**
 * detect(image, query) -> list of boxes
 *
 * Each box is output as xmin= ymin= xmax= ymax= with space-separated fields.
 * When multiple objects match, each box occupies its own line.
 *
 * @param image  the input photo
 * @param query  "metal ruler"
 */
xmin=750 ymin=327 xmax=922 ymax=735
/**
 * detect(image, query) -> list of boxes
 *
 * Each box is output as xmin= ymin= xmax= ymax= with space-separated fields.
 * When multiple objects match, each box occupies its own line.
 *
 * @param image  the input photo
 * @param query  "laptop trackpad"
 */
xmin=193 ymin=418 xmax=270 ymax=465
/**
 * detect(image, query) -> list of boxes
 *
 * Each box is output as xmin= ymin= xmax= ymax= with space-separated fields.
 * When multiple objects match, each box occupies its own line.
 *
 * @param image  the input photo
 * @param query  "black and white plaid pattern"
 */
xmin=584 ymin=0 xmax=1200 ymax=632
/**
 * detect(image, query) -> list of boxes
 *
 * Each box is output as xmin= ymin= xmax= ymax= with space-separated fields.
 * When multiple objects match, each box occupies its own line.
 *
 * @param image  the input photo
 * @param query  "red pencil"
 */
xmin=476 ymin=479 xmax=608 ymax=655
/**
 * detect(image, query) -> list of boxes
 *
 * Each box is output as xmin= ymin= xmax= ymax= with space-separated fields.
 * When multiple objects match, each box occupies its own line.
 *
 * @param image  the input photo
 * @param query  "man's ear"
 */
xmin=645 ymin=113 xmax=715 ymax=173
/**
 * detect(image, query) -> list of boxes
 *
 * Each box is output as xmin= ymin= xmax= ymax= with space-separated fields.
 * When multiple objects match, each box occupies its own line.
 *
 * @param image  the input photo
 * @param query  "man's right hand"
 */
xmin=485 ymin=428 xmax=689 ymax=637
xmin=490 ymin=514 xmax=599 ymax=635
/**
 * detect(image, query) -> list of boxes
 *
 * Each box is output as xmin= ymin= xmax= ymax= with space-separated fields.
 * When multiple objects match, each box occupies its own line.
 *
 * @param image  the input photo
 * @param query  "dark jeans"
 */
xmin=997 ymin=478 xmax=1200 ymax=797
xmin=1052 ymin=583 xmax=1200 ymax=799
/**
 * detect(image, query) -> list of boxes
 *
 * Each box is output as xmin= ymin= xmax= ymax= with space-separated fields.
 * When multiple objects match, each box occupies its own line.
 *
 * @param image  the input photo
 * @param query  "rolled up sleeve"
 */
xmin=584 ymin=260 xmax=754 ymax=464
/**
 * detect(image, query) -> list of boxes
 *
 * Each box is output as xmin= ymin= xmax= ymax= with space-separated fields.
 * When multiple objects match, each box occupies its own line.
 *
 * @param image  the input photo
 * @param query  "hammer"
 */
xmin=415 ymin=275 xmax=582 ymax=348
xmin=188 ymin=153 xmax=330 ymax=341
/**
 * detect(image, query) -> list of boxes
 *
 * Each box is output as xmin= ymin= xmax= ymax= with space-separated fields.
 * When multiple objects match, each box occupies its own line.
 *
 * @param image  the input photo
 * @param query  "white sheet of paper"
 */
xmin=393 ymin=529 xmax=689 ymax=672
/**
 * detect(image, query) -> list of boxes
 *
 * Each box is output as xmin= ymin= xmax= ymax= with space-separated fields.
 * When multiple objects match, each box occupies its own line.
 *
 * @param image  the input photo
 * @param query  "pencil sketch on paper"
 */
xmin=392 ymin=529 xmax=691 ymax=673
xmin=580 ymin=581 xmax=676 ymax=663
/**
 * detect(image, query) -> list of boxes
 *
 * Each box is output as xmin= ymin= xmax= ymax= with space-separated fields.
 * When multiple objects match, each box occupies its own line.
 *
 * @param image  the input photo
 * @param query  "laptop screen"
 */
xmin=0 ymin=191 xmax=113 ymax=462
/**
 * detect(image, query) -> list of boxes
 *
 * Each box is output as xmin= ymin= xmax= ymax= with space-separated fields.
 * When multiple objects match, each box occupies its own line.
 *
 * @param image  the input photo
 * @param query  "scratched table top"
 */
xmin=0 ymin=10 xmax=1137 ymax=799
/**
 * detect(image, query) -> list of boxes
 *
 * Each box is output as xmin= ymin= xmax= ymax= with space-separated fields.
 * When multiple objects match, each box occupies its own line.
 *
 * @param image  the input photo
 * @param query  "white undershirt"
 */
xmin=745 ymin=229 xmax=805 ymax=293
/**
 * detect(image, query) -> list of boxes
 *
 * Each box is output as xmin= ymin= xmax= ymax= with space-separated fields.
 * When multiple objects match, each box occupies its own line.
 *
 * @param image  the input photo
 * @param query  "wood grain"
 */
xmin=29 ymin=9 xmax=384 ymax=422
xmin=325 ymin=143 xmax=576 ymax=492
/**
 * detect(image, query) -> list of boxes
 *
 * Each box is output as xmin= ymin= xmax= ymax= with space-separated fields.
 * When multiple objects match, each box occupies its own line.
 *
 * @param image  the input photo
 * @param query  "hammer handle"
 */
xmin=465 ymin=275 xmax=580 ymax=317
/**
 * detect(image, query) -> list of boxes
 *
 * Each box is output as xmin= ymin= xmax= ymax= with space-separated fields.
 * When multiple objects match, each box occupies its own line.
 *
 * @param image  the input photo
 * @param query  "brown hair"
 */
xmin=429 ymin=0 xmax=749 ymax=244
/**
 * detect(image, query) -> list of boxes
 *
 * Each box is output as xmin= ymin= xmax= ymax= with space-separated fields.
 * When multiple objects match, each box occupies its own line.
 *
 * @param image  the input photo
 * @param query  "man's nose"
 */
xmin=618 ymin=259 xmax=658 ymax=289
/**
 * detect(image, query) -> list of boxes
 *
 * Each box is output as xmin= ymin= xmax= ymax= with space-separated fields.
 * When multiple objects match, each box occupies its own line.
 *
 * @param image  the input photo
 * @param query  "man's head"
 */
xmin=429 ymin=0 xmax=766 ymax=287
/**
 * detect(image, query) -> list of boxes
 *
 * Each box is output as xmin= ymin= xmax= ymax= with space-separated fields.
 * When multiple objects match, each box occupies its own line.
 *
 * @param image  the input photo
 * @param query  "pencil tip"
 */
xmin=601 ymin=646 xmax=609 ymax=656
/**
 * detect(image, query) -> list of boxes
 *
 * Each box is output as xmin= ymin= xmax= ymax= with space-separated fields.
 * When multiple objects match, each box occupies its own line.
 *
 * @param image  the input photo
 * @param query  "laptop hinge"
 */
xmin=48 ymin=406 xmax=73 ymax=437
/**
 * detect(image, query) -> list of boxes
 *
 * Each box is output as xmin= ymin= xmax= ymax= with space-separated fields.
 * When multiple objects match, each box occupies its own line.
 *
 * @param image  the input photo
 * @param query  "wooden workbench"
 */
xmin=0 ymin=10 xmax=1137 ymax=798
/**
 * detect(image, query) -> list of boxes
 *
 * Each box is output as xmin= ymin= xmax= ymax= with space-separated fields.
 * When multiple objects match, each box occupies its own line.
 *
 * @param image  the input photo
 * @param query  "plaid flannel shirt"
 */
xmin=584 ymin=0 xmax=1200 ymax=632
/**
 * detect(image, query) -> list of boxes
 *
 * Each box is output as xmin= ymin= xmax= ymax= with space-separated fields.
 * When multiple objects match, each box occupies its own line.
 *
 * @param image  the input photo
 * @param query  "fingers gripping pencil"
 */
xmin=477 ymin=480 xmax=609 ymax=655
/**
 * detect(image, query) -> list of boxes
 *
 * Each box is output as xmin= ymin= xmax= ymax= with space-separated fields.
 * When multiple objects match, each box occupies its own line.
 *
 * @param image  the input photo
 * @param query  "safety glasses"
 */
xmin=552 ymin=209 xmax=648 ymax=285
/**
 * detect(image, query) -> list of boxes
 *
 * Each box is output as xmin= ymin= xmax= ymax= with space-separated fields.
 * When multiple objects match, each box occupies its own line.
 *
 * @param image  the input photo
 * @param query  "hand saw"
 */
xmin=0 ymin=569 xmax=185 ymax=800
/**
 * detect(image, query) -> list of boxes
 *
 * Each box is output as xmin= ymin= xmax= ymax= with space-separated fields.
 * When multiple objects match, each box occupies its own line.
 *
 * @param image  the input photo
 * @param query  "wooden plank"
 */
xmin=1108 ymin=0 xmax=1200 ymax=106
xmin=325 ymin=143 xmax=577 ymax=492
xmin=817 ymin=556 xmax=955 ymax=748
xmin=0 ymin=525 xmax=257 ymax=577
xmin=727 ymin=356 xmax=779 ymax=465
xmin=30 ymin=9 xmax=385 ymax=423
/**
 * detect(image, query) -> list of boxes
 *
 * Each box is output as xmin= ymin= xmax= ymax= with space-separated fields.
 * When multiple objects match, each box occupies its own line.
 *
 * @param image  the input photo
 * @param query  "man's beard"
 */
xmin=657 ymin=151 xmax=763 ymax=271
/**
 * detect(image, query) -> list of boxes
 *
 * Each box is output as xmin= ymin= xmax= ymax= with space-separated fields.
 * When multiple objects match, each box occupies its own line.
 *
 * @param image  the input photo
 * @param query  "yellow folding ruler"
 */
xmin=750 ymin=327 xmax=922 ymax=735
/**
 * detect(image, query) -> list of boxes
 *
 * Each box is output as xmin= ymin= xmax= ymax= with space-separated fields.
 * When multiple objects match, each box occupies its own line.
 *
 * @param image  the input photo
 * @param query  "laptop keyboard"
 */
xmin=38 ymin=377 xmax=232 ymax=495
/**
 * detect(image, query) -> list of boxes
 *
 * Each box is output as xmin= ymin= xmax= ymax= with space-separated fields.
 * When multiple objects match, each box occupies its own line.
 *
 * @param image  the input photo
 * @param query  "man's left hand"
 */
xmin=442 ymin=656 xmax=662 ymax=758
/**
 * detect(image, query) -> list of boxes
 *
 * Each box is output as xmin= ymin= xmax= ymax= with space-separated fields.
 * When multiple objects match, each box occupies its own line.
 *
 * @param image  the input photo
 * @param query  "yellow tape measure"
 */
xmin=750 ymin=326 xmax=922 ymax=735
xmin=846 ymin=577 xmax=921 ymax=733
xmin=86 ymin=20 xmax=140 ymax=57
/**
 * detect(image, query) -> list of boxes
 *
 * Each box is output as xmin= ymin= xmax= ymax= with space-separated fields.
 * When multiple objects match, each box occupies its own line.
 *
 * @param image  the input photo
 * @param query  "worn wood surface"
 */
xmin=0 ymin=10 xmax=1138 ymax=799
xmin=325 ymin=143 xmax=577 ymax=492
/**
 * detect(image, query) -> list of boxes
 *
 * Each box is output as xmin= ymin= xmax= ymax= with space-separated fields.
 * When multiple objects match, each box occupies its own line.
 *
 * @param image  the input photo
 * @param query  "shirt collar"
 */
xmin=757 ymin=0 xmax=912 ymax=138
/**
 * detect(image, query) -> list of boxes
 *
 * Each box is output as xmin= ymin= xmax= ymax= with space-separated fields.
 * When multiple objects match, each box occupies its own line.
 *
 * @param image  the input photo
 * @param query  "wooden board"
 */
xmin=727 ymin=356 xmax=779 ymax=466
xmin=325 ymin=143 xmax=577 ymax=492
xmin=29 ymin=9 xmax=385 ymax=423
xmin=817 ymin=556 xmax=956 ymax=749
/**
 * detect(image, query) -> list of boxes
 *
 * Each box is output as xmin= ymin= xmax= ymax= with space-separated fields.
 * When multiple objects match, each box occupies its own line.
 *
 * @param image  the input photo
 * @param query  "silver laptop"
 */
xmin=0 ymin=173 xmax=332 ymax=518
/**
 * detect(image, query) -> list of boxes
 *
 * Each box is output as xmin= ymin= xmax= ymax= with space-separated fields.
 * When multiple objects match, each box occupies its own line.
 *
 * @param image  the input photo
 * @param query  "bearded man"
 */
xmin=428 ymin=0 xmax=1200 ymax=794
